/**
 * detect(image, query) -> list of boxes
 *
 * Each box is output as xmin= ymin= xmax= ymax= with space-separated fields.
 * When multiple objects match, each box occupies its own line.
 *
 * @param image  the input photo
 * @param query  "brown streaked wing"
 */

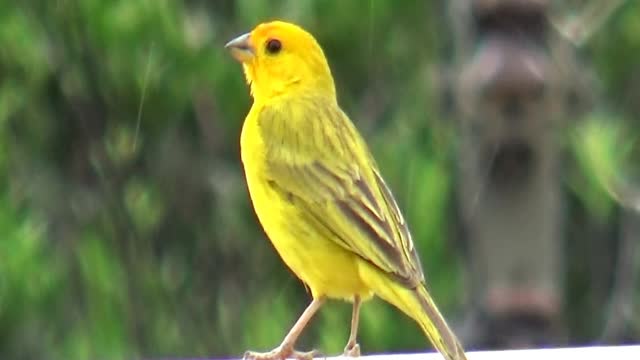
xmin=372 ymin=168 xmax=425 ymax=281
xmin=258 ymin=96 xmax=422 ymax=287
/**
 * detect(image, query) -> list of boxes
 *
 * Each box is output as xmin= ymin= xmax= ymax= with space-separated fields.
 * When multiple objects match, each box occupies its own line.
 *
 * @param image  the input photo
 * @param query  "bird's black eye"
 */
xmin=265 ymin=39 xmax=282 ymax=54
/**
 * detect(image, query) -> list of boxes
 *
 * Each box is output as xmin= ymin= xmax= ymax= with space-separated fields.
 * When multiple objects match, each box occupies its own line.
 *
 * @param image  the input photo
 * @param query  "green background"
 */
xmin=1 ymin=1 xmax=639 ymax=359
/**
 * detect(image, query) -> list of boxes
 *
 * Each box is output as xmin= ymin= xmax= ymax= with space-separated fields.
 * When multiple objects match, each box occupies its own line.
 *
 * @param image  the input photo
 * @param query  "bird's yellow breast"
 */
xmin=240 ymin=105 xmax=371 ymax=301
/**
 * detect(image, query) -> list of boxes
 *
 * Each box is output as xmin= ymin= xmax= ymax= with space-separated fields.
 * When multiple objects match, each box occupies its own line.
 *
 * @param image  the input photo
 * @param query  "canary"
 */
xmin=226 ymin=21 xmax=467 ymax=360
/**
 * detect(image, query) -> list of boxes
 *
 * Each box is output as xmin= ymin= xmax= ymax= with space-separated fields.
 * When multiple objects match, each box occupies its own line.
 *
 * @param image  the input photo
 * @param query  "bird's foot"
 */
xmin=343 ymin=342 xmax=360 ymax=357
xmin=244 ymin=345 xmax=321 ymax=360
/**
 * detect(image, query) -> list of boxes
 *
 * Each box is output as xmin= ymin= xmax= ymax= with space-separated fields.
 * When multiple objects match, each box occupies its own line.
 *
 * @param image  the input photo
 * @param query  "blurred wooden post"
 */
xmin=444 ymin=0 xmax=591 ymax=347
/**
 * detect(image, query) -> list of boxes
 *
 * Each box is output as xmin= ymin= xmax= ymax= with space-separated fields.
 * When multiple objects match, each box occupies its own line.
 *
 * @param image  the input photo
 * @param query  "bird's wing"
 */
xmin=257 ymin=96 xmax=424 ymax=287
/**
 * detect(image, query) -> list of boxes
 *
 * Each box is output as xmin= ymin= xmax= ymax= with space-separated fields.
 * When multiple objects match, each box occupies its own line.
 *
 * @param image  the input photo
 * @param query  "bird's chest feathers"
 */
xmin=240 ymin=102 xmax=306 ymax=236
xmin=240 ymin=107 xmax=264 ymax=168
xmin=240 ymin=98 xmax=305 ymax=170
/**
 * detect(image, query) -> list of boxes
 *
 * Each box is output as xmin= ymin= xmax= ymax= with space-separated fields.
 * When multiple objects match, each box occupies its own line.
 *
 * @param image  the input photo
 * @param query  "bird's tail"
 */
xmin=369 ymin=275 xmax=467 ymax=360
xmin=411 ymin=284 xmax=467 ymax=360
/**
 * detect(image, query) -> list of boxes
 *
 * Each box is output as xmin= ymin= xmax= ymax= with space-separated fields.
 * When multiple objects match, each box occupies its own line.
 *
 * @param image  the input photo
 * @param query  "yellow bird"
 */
xmin=225 ymin=21 xmax=467 ymax=360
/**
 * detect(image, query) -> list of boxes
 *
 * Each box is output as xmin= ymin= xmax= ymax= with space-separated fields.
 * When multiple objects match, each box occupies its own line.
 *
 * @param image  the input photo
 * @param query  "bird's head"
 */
xmin=225 ymin=21 xmax=336 ymax=101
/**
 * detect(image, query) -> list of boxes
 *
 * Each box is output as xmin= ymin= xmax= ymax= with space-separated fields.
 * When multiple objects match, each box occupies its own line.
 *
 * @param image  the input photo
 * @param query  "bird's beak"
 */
xmin=225 ymin=32 xmax=254 ymax=63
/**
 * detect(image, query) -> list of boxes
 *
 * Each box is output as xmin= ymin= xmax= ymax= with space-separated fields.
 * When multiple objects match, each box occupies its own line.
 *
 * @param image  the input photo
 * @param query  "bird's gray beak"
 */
xmin=225 ymin=32 xmax=254 ymax=62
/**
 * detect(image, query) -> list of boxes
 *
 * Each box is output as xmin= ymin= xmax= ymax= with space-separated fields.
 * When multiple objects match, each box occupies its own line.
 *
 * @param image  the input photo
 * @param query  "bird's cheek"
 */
xmin=242 ymin=63 xmax=256 ymax=85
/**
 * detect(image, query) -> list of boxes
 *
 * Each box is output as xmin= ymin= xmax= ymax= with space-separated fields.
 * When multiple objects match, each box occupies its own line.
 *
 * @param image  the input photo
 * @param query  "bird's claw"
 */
xmin=343 ymin=342 xmax=360 ymax=357
xmin=244 ymin=346 xmax=321 ymax=360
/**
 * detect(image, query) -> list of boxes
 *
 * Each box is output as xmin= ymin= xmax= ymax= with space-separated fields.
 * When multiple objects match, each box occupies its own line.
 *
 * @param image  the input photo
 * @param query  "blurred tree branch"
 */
xmin=549 ymin=0 xmax=627 ymax=47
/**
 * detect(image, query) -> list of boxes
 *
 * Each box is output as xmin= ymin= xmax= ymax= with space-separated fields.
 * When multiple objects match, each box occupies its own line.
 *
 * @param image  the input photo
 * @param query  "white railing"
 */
xmin=321 ymin=345 xmax=640 ymax=359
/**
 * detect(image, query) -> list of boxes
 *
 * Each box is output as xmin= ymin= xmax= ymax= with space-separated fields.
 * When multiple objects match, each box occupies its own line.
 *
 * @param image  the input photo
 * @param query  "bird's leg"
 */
xmin=343 ymin=295 xmax=361 ymax=357
xmin=244 ymin=297 xmax=325 ymax=360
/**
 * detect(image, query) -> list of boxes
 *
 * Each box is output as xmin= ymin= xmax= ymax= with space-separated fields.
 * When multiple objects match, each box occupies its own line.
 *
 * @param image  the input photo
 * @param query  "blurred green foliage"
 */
xmin=0 ymin=1 xmax=639 ymax=359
